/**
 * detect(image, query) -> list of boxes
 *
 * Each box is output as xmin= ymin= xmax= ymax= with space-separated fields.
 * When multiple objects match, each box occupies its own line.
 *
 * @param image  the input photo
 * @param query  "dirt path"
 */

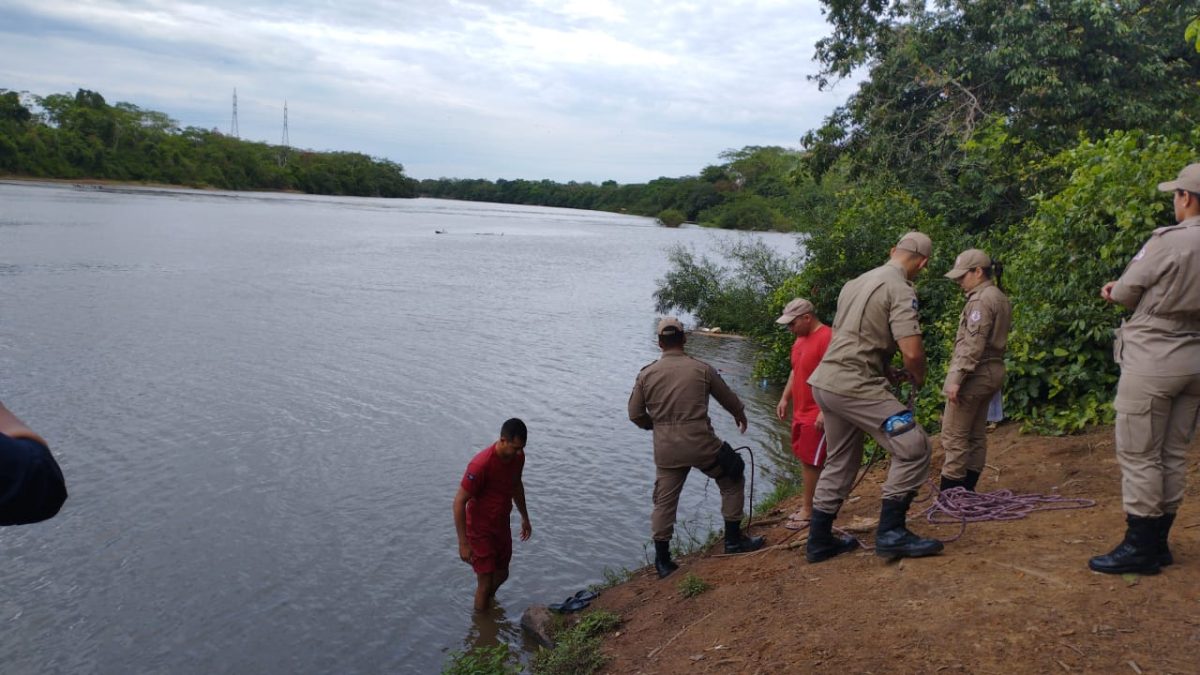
xmin=592 ymin=425 xmax=1200 ymax=674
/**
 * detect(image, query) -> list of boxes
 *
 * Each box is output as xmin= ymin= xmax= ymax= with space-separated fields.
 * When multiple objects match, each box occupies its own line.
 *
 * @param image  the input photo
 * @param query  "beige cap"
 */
xmin=944 ymin=248 xmax=992 ymax=280
xmin=895 ymin=231 xmax=932 ymax=258
xmin=1157 ymin=163 xmax=1200 ymax=193
xmin=657 ymin=317 xmax=685 ymax=336
xmin=775 ymin=297 xmax=815 ymax=324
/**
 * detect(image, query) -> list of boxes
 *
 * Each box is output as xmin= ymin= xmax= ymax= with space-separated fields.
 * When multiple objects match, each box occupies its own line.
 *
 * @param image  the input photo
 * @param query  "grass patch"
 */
xmin=531 ymin=609 xmax=622 ymax=675
xmin=677 ymin=573 xmax=712 ymax=598
xmin=754 ymin=476 xmax=802 ymax=516
xmin=441 ymin=643 xmax=520 ymax=675
xmin=589 ymin=566 xmax=634 ymax=593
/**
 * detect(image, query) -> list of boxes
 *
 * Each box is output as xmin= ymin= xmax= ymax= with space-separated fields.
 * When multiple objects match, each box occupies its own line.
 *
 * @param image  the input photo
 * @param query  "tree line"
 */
xmin=654 ymin=1 xmax=1200 ymax=434
xmin=0 ymin=88 xmax=418 ymax=197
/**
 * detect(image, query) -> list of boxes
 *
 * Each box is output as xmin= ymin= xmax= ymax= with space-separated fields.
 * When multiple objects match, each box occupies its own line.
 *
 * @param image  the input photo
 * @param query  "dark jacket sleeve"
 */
xmin=0 ymin=433 xmax=67 ymax=526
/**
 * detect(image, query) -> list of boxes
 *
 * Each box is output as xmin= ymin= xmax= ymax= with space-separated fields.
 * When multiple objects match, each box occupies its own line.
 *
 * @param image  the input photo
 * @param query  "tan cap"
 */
xmin=1157 ymin=163 xmax=1200 ymax=193
xmin=944 ymin=248 xmax=992 ymax=280
xmin=657 ymin=317 xmax=685 ymax=336
xmin=775 ymin=297 xmax=815 ymax=324
xmin=895 ymin=231 xmax=932 ymax=258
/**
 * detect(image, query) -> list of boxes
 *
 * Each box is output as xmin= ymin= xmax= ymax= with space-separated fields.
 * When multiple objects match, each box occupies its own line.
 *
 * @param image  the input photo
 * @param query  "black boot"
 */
xmin=1087 ymin=515 xmax=1161 ymax=575
xmin=939 ymin=475 xmax=966 ymax=492
xmin=875 ymin=494 xmax=944 ymax=559
xmin=963 ymin=470 xmax=982 ymax=492
xmin=654 ymin=540 xmax=678 ymax=579
xmin=805 ymin=509 xmax=860 ymax=563
xmin=1159 ymin=512 xmax=1176 ymax=567
xmin=723 ymin=520 xmax=765 ymax=554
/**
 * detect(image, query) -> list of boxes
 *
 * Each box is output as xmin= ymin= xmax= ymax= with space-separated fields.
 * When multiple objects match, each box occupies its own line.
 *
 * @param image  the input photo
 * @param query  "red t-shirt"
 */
xmin=790 ymin=324 xmax=832 ymax=424
xmin=460 ymin=443 xmax=524 ymax=535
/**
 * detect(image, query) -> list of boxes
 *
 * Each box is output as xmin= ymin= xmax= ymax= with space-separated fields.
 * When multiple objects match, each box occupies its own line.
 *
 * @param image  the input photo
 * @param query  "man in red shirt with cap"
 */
xmin=453 ymin=418 xmax=532 ymax=611
xmin=775 ymin=297 xmax=832 ymax=528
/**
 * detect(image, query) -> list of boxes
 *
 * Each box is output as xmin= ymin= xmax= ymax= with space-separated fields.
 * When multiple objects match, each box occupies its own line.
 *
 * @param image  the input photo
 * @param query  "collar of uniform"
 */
xmin=966 ymin=278 xmax=993 ymax=299
xmin=885 ymin=259 xmax=907 ymax=276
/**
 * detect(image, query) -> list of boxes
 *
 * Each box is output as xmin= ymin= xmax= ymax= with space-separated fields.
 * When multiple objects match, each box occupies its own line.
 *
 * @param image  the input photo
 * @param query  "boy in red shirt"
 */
xmin=775 ymin=298 xmax=833 ymax=527
xmin=453 ymin=418 xmax=532 ymax=611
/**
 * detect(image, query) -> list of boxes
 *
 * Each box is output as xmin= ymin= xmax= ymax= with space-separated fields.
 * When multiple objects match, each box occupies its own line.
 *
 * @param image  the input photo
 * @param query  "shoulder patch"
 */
xmin=1133 ymin=245 xmax=1148 ymax=262
xmin=912 ymin=298 xmax=919 ymax=311
xmin=969 ymin=309 xmax=982 ymax=323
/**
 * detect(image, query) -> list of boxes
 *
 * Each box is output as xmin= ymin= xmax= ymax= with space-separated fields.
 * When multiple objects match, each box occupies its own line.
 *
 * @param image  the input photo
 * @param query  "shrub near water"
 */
xmin=530 ymin=610 xmax=622 ymax=675
xmin=1004 ymin=131 xmax=1198 ymax=433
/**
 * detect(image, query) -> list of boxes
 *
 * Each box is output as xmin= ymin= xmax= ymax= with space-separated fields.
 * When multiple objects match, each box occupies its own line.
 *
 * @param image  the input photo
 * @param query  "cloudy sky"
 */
xmin=1 ymin=0 xmax=857 ymax=183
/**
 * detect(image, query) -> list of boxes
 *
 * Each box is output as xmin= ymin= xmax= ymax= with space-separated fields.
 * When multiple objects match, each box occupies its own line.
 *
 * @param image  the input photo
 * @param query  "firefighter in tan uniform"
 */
xmin=939 ymin=249 xmax=1012 ymax=491
xmin=1089 ymin=163 xmax=1200 ymax=576
xmin=805 ymin=232 xmax=944 ymax=562
xmin=628 ymin=317 xmax=765 ymax=579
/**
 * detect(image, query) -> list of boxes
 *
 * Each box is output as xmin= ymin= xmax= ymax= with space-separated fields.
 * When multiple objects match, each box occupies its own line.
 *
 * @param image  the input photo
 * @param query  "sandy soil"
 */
xmin=592 ymin=424 xmax=1200 ymax=674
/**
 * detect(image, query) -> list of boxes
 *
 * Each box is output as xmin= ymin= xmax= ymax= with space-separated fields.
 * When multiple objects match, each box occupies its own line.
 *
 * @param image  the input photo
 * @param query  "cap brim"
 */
xmin=1158 ymin=180 xmax=1179 ymax=192
xmin=775 ymin=313 xmax=796 ymax=324
xmin=943 ymin=268 xmax=968 ymax=280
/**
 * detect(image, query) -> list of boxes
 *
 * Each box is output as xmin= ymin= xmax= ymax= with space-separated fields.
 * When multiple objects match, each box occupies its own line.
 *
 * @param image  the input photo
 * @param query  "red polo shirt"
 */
xmin=460 ymin=443 xmax=524 ymax=535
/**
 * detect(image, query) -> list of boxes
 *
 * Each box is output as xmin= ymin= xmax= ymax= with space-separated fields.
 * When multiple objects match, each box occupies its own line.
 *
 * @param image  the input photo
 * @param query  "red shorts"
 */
xmin=790 ymin=420 xmax=827 ymax=467
xmin=468 ymin=527 xmax=512 ymax=575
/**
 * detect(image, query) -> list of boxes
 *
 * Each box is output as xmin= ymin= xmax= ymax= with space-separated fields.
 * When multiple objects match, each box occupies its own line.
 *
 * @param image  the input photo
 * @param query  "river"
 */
xmin=0 ymin=182 xmax=800 ymax=674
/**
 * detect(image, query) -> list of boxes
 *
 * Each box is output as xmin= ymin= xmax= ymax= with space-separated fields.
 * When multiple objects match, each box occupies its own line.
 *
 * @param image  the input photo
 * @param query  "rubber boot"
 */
xmin=963 ymin=469 xmax=982 ymax=492
xmin=1087 ymin=515 xmax=1161 ymax=575
xmin=805 ymin=509 xmax=860 ymax=563
xmin=939 ymin=475 xmax=966 ymax=492
xmin=1158 ymin=512 xmax=1176 ymax=567
xmin=654 ymin=540 xmax=678 ymax=579
xmin=875 ymin=493 xmax=944 ymax=559
xmin=723 ymin=520 xmax=765 ymax=554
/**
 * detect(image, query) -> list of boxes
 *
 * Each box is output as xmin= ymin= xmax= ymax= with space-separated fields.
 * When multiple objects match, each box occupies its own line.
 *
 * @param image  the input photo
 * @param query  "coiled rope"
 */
xmin=920 ymin=483 xmax=1096 ymax=543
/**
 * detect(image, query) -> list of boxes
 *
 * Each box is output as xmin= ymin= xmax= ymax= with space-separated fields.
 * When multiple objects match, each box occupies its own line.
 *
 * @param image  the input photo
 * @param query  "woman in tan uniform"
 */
xmin=939 ymin=249 xmax=1012 ymax=492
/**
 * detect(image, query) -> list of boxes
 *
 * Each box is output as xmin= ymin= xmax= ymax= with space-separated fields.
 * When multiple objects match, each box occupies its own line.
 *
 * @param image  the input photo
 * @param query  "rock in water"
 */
xmin=521 ymin=605 xmax=556 ymax=648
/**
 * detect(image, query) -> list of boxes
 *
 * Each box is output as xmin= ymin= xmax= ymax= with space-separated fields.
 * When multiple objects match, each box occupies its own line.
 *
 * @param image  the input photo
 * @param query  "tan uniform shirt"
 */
xmin=944 ymin=280 xmax=1012 ymax=388
xmin=628 ymin=351 xmax=746 ymax=468
xmin=1111 ymin=215 xmax=1200 ymax=375
xmin=808 ymin=261 xmax=922 ymax=400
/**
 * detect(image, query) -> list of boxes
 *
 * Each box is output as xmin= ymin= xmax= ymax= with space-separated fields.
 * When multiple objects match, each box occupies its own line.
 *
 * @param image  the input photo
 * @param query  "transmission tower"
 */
xmin=278 ymin=100 xmax=290 ymax=166
xmin=230 ymin=88 xmax=239 ymax=138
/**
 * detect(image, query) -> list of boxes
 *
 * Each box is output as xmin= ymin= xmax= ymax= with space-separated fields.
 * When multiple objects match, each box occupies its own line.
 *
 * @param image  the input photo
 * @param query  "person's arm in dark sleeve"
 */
xmin=707 ymin=365 xmax=748 ymax=433
xmin=0 ymin=401 xmax=67 ymax=526
xmin=628 ymin=375 xmax=654 ymax=430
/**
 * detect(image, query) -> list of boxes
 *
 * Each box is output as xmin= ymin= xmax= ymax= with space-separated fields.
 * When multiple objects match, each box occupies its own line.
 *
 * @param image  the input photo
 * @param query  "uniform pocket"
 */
xmin=1113 ymin=395 xmax=1150 ymax=415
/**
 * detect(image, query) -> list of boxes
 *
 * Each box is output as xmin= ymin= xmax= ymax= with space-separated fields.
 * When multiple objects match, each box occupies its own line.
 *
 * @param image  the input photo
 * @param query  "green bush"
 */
xmin=677 ymin=573 xmax=712 ymax=598
xmin=442 ymin=644 xmax=520 ymax=675
xmin=1004 ymin=130 xmax=1196 ymax=433
xmin=657 ymin=208 xmax=686 ymax=227
xmin=531 ymin=610 xmax=621 ymax=675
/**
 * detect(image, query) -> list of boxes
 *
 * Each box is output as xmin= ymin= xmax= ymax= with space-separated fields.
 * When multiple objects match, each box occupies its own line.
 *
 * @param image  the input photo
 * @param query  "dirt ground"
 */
xmin=592 ymin=424 xmax=1200 ymax=674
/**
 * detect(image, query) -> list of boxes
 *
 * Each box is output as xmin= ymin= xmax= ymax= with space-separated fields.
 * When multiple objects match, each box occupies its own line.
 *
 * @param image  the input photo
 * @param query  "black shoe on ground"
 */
xmin=939 ymin=475 xmax=966 ymax=492
xmin=723 ymin=519 xmax=765 ymax=554
xmin=653 ymin=540 xmax=679 ymax=579
xmin=805 ymin=509 xmax=860 ymax=563
xmin=1088 ymin=515 xmax=1162 ymax=575
xmin=875 ymin=495 xmax=943 ymax=559
xmin=1158 ymin=512 xmax=1176 ymax=567
xmin=963 ymin=470 xmax=982 ymax=492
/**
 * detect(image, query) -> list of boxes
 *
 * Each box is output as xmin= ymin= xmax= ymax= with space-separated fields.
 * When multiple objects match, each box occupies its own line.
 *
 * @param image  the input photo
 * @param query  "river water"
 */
xmin=0 ymin=182 xmax=800 ymax=674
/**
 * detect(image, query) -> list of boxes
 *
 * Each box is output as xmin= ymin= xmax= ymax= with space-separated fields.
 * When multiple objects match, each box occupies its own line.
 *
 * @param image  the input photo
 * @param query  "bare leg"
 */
xmin=488 ymin=569 xmax=509 ymax=605
xmin=801 ymin=462 xmax=822 ymax=519
xmin=473 ymin=572 xmax=495 ymax=612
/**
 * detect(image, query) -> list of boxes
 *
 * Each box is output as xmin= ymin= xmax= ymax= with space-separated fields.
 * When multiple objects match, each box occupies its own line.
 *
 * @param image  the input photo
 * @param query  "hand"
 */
xmin=776 ymin=398 xmax=788 ymax=421
xmin=736 ymin=418 xmax=748 ymax=434
xmin=944 ymin=383 xmax=960 ymax=405
xmin=458 ymin=540 xmax=474 ymax=564
xmin=814 ymin=411 xmax=824 ymax=431
xmin=520 ymin=517 xmax=532 ymax=541
xmin=885 ymin=367 xmax=908 ymax=386
xmin=1100 ymin=281 xmax=1116 ymax=303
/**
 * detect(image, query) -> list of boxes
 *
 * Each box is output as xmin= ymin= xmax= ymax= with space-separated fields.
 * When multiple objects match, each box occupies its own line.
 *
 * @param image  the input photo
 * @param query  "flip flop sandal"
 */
xmin=572 ymin=589 xmax=598 ymax=602
xmin=784 ymin=519 xmax=810 ymax=532
xmin=548 ymin=596 xmax=591 ymax=613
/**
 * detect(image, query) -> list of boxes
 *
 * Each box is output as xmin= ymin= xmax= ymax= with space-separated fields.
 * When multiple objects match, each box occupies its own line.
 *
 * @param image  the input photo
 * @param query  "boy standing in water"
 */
xmin=453 ymin=418 xmax=532 ymax=611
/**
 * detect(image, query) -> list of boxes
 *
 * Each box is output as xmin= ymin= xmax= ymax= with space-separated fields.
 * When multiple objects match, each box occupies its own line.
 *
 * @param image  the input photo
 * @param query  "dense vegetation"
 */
xmin=0 ymin=88 xmax=418 ymax=197
xmin=655 ymin=2 xmax=1200 ymax=434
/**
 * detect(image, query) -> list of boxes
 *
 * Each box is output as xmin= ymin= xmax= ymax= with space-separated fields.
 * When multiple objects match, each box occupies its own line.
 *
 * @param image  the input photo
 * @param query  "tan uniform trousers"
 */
xmin=1114 ymin=371 xmax=1200 ymax=518
xmin=651 ymin=445 xmax=745 ymax=542
xmin=940 ymin=360 xmax=1006 ymax=480
xmin=812 ymin=387 xmax=932 ymax=514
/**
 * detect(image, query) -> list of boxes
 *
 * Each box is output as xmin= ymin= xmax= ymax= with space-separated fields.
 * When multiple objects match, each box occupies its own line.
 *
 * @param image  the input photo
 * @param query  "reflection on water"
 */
xmin=0 ymin=182 xmax=801 ymax=674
